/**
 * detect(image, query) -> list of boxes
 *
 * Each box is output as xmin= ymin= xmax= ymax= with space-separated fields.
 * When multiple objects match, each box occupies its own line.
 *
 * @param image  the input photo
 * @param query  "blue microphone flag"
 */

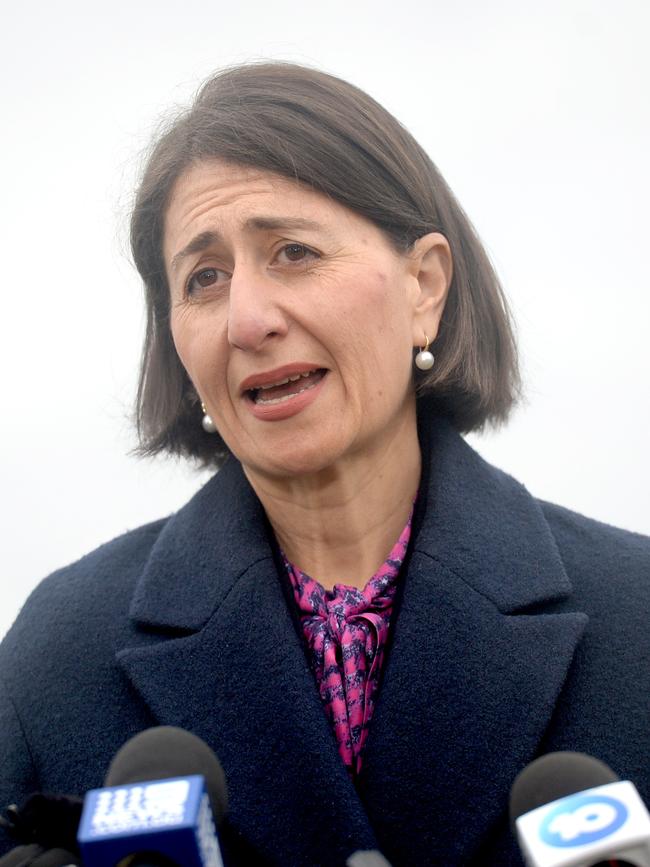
xmin=78 ymin=775 xmax=223 ymax=867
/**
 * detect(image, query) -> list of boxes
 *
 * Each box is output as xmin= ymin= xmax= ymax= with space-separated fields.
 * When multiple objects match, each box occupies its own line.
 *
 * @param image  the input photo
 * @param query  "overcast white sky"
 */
xmin=1 ymin=0 xmax=648 ymax=639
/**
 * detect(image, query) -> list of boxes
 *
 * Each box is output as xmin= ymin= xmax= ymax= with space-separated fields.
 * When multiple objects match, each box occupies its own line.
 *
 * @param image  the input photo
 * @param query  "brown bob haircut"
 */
xmin=131 ymin=61 xmax=520 ymax=468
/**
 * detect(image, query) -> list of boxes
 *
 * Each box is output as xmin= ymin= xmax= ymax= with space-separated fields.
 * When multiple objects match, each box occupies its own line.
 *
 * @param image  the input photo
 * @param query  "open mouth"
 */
xmin=246 ymin=368 xmax=327 ymax=406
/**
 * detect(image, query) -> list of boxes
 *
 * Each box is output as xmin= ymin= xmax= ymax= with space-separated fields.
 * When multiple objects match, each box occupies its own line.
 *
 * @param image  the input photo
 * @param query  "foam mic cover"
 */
xmin=510 ymin=752 xmax=650 ymax=867
xmin=346 ymin=850 xmax=393 ymax=866
xmin=0 ymin=844 xmax=80 ymax=866
xmin=27 ymin=848 xmax=80 ymax=866
xmin=510 ymin=752 xmax=618 ymax=828
xmin=104 ymin=727 xmax=228 ymax=826
xmin=0 ymin=794 xmax=83 ymax=853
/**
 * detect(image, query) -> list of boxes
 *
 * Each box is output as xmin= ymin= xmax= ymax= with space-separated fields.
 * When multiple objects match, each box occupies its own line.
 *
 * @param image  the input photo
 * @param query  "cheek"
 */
xmin=170 ymin=311 xmax=225 ymax=388
xmin=328 ymin=268 xmax=392 ymax=324
xmin=169 ymin=315 xmax=197 ymax=379
xmin=341 ymin=269 xmax=412 ymax=348
xmin=332 ymin=270 xmax=414 ymax=398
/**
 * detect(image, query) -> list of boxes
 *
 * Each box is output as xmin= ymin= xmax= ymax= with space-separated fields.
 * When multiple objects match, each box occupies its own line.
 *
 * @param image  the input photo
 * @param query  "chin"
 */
xmin=242 ymin=438 xmax=351 ymax=482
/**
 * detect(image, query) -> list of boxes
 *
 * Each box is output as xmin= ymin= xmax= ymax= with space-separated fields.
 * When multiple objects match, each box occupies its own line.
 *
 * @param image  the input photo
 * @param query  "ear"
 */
xmin=407 ymin=232 xmax=453 ymax=347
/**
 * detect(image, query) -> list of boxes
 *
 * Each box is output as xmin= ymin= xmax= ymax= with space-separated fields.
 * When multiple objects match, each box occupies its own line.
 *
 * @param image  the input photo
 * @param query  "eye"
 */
xmin=277 ymin=243 xmax=318 ymax=264
xmin=186 ymin=267 xmax=226 ymax=296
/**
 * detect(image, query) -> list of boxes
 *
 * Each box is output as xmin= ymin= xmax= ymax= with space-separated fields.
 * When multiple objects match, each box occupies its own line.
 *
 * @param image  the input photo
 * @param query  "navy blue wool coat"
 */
xmin=1 ymin=414 xmax=649 ymax=866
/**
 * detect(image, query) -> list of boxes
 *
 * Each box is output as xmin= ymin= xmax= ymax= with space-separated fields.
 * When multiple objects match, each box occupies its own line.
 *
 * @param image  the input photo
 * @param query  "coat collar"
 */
xmin=129 ymin=410 xmax=571 ymax=630
xmin=118 ymin=411 xmax=587 ymax=865
xmin=413 ymin=403 xmax=573 ymax=611
xmin=127 ymin=455 xmax=271 ymax=631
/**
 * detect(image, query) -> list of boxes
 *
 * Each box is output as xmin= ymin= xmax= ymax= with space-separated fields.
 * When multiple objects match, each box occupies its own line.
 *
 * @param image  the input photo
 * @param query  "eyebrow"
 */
xmin=169 ymin=216 xmax=326 ymax=272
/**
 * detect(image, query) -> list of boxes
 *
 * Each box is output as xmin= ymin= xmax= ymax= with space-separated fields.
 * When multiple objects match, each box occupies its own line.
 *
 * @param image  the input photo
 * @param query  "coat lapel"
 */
xmin=359 ymin=414 xmax=588 ymax=865
xmin=117 ymin=459 xmax=378 ymax=866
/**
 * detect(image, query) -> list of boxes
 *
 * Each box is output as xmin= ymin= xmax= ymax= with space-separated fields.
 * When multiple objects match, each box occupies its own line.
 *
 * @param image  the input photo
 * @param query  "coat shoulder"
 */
xmin=540 ymin=497 xmax=650 ymax=549
xmin=1 ymin=517 xmax=169 ymax=666
xmin=0 ymin=519 xmax=173 ymax=856
xmin=538 ymin=498 xmax=650 ymax=600
xmin=534 ymin=499 xmax=650 ymax=797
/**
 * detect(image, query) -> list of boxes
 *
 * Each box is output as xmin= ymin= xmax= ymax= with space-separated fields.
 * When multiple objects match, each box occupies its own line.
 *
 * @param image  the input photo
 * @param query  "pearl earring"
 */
xmin=415 ymin=335 xmax=435 ymax=371
xmin=201 ymin=402 xmax=217 ymax=434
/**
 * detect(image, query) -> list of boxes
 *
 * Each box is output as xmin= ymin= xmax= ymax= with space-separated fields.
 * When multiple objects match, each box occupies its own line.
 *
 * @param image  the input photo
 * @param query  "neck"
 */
xmin=243 ymin=409 xmax=421 ymax=590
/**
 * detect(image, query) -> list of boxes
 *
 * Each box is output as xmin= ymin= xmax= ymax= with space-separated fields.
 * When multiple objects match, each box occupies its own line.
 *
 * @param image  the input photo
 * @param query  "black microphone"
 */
xmin=77 ymin=727 xmax=228 ymax=867
xmin=0 ymin=794 xmax=83 ymax=866
xmin=510 ymin=751 xmax=650 ymax=866
xmin=346 ymin=851 xmax=393 ymax=866
xmin=0 ymin=845 xmax=80 ymax=866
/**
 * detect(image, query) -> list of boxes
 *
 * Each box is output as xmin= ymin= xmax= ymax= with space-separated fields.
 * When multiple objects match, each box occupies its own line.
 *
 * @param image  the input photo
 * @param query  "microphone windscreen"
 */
xmin=2 ymin=795 xmax=82 ymax=854
xmin=0 ymin=844 xmax=45 ymax=867
xmin=104 ymin=727 xmax=228 ymax=826
xmin=346 ymin=850 xmax=393 ymax=866
xmin=31 ymin=848 xmax=80 ymax=866
xmin=0 ymin=845 xmax=79 ymax=867
xmin=510 ymin=751 xmax=619 ymax=827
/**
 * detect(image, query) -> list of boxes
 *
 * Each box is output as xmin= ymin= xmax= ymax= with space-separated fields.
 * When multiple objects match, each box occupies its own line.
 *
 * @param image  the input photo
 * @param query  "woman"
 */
xmin=0 ymin=62 xmax=648 ymax=867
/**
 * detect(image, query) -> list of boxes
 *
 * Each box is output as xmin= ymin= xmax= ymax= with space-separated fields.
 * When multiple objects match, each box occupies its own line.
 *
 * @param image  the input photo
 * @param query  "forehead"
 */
xmin=164 ymin=160 xmax=349 ymax=256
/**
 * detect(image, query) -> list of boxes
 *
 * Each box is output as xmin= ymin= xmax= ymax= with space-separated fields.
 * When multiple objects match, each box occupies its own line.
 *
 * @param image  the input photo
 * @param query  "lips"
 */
xmin=240 ymin=365 xmax=327 ymax=404
xmin=252 ymin=371 xmax=325 ymax=405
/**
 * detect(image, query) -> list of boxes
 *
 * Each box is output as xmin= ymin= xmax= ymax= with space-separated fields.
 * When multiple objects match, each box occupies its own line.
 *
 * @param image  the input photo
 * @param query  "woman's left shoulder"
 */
xmin=537 ymin=498 xmax=650 ymax=603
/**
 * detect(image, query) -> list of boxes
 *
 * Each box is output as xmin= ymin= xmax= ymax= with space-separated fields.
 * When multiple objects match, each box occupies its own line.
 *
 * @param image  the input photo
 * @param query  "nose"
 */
xmin=226 ymin=264 xmax=289 ymax=352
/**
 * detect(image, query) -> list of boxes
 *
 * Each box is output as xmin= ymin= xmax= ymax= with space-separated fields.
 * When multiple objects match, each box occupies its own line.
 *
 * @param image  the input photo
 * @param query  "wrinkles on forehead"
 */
xmin=163 ymin=162 xmax=321 ymax=265
xmin=168 ymin=169 xmax=276 ymax=233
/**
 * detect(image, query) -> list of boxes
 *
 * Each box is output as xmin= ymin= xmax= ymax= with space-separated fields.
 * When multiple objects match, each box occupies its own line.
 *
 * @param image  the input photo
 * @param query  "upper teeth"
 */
xmin=258 ymin=370 xmax=316 ymax=390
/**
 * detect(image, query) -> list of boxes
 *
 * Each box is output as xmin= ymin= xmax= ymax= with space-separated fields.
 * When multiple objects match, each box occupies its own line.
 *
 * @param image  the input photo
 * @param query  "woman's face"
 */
xmin=164 ymin=160 xmax=450 ymax=481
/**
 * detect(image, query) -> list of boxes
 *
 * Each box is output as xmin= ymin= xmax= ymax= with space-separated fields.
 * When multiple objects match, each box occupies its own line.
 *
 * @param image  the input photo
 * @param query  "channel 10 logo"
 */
xmin=539 ymin=794 xmax=628 ymax=848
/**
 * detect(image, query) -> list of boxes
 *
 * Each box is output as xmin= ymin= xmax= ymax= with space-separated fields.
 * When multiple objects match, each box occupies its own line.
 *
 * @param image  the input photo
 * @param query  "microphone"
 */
xmin=0 ymin=844 xmax=80 ymax=866
xmin=77 ymin=727 xmax=228 ymax=867
xmin=0 ymin=794 xmax=83 ymax=866
xmin=346 ymin=851 xmax=393 ymax=866
xmin=510 ymin=751 xmax=650 ymax=866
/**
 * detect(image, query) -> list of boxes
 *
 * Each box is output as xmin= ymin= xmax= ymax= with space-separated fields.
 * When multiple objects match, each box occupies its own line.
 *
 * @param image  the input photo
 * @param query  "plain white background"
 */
xmin=1 ymin=0 xmax=648 ymax=640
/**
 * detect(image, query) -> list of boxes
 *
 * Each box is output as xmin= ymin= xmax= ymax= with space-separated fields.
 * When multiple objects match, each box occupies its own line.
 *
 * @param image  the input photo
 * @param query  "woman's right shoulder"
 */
xmin=0 ymin=517 xmax=178 ymax=852
xmin=2 ymin=516 xmax=170 ymax=651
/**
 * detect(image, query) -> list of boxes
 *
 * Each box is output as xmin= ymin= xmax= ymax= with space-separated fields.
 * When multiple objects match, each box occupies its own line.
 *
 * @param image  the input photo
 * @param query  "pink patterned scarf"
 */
xmin=283 ymin=512 xmax=412 ymax=777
